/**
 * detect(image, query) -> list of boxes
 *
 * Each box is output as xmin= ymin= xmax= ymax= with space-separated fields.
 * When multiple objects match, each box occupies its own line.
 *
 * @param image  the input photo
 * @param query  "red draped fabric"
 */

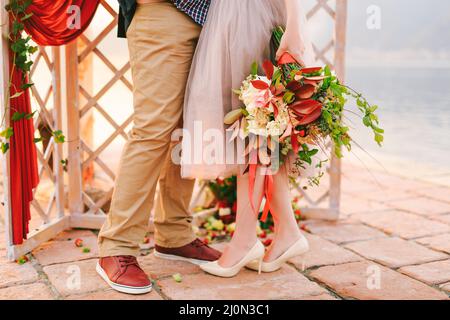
xmin=23 ymin=0 xmax=101 ymax=46
xmin=9 ymin=0 xmax=100 ymax=244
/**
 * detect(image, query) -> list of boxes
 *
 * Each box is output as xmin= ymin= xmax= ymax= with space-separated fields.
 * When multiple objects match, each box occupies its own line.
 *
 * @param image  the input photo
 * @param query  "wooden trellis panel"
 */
xmin=66 ymin=0 xmax=131 ymax=228
xmin=291 ymin=0 xmax=347 ymax=220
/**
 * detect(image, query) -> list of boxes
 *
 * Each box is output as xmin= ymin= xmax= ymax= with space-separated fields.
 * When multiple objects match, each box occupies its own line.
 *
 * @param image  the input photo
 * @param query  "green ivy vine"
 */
xmin=1 ymin=0 xmax=65 ymax=154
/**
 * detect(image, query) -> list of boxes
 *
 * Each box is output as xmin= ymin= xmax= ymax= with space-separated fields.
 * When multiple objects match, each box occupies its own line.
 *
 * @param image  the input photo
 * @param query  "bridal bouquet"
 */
xmin=224 ymin=27 xmax=384 ymax=189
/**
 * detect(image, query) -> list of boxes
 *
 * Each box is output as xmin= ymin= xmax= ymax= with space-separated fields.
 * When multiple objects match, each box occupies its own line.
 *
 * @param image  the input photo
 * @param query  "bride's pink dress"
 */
xmin=181 ymin=0 xmax=316 ymax=180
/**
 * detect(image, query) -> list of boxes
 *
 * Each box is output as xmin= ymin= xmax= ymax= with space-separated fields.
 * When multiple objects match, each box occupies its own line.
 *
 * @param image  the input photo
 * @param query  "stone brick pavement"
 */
xmin=0 ymin=163 xmax=449 ymax=300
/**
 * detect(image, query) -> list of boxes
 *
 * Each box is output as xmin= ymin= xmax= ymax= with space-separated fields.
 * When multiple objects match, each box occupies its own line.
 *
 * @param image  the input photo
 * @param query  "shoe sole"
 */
xmin=96 ymin=262 xmax=152 ymax=295
xmin=153 ymin=251 xmax=209 ymax=266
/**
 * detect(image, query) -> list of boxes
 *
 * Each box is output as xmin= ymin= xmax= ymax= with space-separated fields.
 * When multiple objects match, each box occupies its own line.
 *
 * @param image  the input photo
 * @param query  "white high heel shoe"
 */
xmin=200 ymin=241 xmax=265 ymax=278
xmin=246 ymin=235 xmax=309 ymax=273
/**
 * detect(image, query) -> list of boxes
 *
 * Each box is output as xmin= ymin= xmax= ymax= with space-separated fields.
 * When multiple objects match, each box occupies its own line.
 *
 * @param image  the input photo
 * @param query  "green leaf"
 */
xmin=11 ymin=112 xmax=26 ymax=121
xmin=25 ymin=110 xmax=36 ymax=119
xmin=362 ymin=116 xmax=372 ymax=127
xmin=21 ymin=82 xmax=34 ymax=90
xmin=52 ymin=130 xmax=66 ymax=144
xmin=10 ymin=91 xmax=23 ymax=99
xmin=0 ymin=127 xmax=14 ymax=139
xmin=250 ymin=61 xmax=258 ymax=76
xmin=283 ymin=91 xmax=295 ymax=104
xmin=33 ymin=137 xmax=43 ymax=143
xmin=324 ymin=65 xmax=332 ymax=77
xmin=21 ymin=12 xmax=33 ymax=21
xmin=1 ymin=142 xmax=9 ymax=154
xmin=375 ymin=133 xmax=384 ymax=146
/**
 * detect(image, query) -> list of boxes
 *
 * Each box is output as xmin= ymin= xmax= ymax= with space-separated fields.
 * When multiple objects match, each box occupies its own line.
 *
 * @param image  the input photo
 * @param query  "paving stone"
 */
xmin=159 ymin=265 xmax=326 ymax=300
xmin=440 ymin=282 xmax=450 ymax=293
xmin=0 ymin=231 xmax=5 ymax=251
xmin=309 ymin=261 xmax=448 ymax=300
xmin=289 ymin=233 xmax=362 ymax=270
xmin=386 ymin=197 xmax=450 ymax=216
xmin=430 ymin=214 xmax=450 ymax=225
xmin=354 ymin=210 xmax=450 ymax=239
xmin=67 ymin=288 xmax=162 ymax=300
xmin=399 ymin=260 xmax=450 ymax=285
xmin=32 ymin=235 xmax=99 ymax=266
xmin=415 ymin=234 xmax=450 ymax=254
xmin=43 ymin=259 xmax=108 ymax=297
xmin=0 ymin=254 xmax=39 ymax=288
xmin=53 ymin=229 xmax=96 ymax=241
xmin=344 ymin=237 xmax=448 ymax=268
xmin=340 ymin=195 xmax=389 ymax=215
xmin=355 ymin=188 xmax=414 ymax=203
xmin=412 ymin=186 xmax=450 ymax=204
xmin=138 ymin=253 xmax=201 ymax=279
xmin=0 ymin=282 xmax=54 ymax=300
xmin=303 ymin=221 xmax=387 ymax=244
xmin=301 ymin=293 xmax=338 ymax=300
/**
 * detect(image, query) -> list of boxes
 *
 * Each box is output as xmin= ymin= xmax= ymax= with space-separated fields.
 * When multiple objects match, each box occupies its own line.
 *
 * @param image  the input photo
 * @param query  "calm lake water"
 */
xmin=345 ymin=66 xmax=450 ymax=185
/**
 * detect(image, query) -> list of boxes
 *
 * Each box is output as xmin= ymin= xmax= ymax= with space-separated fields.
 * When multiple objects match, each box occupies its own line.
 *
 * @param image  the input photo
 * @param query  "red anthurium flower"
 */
xmin=270 ymin=84 xmax=285 ymax=96
xmin=262 ymin=60 xmax=274 ymax=80
xmin=286 ymin=80 xmax=303 ymax=92
xmin=277 ymin=52 xmax=297 ymax=65
xmin=290 ymin=99 xmax=322 ymax=116
xmin=295 ymin=84 xmax=316 ymax=100
xmin=251 ymin=80 xmax=270 ymax=90
xmin=301 ymin=67 xmax=322 ymax=74
xmin=297 ymin=107 xmax=322 ymax=125
xmin=304 ymin=75 xmax=327 ymax=82
xmin=298 ymin=130 xmax=306 ymax=137
xmin=303 ymin=79 xmax=320 ymax=86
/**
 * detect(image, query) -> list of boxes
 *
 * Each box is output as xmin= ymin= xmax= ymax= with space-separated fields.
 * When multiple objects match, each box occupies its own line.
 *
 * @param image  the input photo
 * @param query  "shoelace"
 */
xmin=118 ymin=256 xmax=138 ymax=268
xmin=192 ymin=239 xmax=207 ymax=248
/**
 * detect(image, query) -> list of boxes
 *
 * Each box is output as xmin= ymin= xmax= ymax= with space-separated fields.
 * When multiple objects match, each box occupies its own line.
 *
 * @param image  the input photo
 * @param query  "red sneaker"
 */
xmin=96 ymin=256 xmax=152 ymax=295
xmin=154 ymin=238 xmax=222 ymax=265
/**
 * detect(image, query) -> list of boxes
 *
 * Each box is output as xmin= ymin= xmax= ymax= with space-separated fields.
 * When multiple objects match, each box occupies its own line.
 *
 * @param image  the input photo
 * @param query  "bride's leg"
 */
xmin=264 ymin=165 xmax=304 ymax=262
xmin=218 ymin=168 xmax=266 ymax=268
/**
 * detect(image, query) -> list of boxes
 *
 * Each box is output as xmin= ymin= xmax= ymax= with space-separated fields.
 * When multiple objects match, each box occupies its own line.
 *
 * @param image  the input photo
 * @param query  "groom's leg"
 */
xmin=154 ymin=142 xmax=196 ymax=248
xmin=98 ymin=2 xmax=201 ymax=257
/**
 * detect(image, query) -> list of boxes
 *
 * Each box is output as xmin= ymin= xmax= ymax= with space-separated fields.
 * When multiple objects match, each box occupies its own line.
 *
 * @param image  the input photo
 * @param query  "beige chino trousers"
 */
xmin=98 ymin=2 xmax=200 ymax=257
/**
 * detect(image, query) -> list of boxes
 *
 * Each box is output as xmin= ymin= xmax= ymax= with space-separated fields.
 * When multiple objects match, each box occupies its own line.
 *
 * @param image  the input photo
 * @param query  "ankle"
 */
xmin=272 ymin=227 xmax=302 ymax=243
xmin=229 ymin=236 xmax=258 ymax=250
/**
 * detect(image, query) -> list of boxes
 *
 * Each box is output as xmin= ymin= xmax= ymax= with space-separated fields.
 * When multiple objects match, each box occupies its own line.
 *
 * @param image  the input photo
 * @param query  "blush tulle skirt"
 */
xmin=181 ymin=0 xmax=316 ymax=179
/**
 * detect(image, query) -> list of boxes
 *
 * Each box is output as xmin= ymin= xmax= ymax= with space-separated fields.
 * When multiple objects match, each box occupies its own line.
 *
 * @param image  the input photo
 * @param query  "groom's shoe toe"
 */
xmin=154 ymin=238 xmax=222 ymax=265
xmin=97 ymin=256 xmax=152 ymax=295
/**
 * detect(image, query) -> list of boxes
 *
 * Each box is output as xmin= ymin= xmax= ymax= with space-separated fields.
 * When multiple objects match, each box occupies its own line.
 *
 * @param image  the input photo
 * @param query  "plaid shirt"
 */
xmin=117 ymin=0 xmax=210 ymax=38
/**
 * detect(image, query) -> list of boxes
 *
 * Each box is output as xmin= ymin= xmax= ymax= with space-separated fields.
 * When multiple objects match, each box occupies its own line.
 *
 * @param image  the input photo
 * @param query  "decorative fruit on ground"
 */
xmin=74 ymin=238 xmax=83 ymax=248
xmin=15 ymin=255 xmax=29 ymax=265
xmin=172 ymin=273 xmax=183 ymax=283
xmin=197 ymin=177 xmax=306 ymax=245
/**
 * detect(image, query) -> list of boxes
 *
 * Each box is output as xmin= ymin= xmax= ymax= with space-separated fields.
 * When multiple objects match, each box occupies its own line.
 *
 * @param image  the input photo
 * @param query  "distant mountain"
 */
xmin=347 ymin=0 xmax=450 ymax=52
xmin=345 ymin=0 xmax=450 ymax=66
